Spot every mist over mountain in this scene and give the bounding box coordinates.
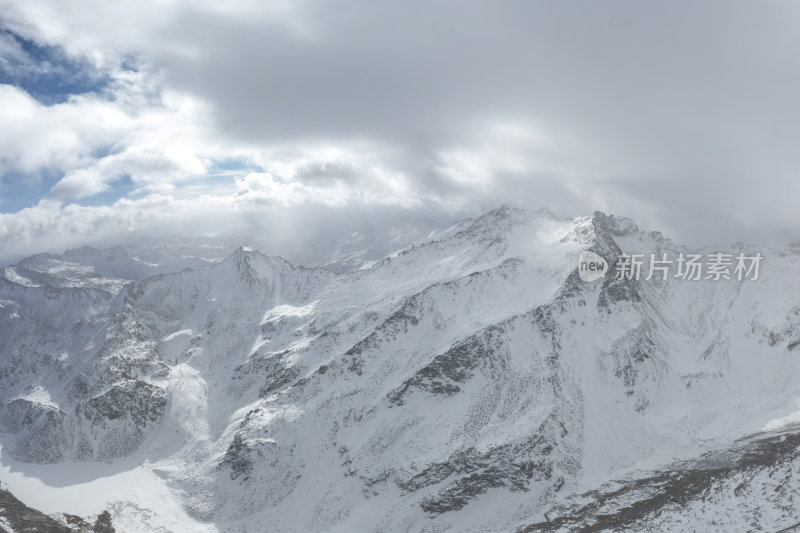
[1,206,799,532]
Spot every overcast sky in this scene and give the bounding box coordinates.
[0,1,798,261]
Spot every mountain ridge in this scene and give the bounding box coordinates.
[1,207,798,532]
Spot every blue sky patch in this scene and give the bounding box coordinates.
[70,175,137,208]
[0,168,62,213]
[0,28,110,105]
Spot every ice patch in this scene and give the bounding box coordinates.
[763,400,800,431]
[161,329,194,342]
[3,268,40,288]
[0,443,216,532]
[0,516,15,533]
[18,387,58,409]
[260,301,317,325]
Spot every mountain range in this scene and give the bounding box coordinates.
[1,206,799,532]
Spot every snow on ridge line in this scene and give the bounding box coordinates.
[161,329,194,342]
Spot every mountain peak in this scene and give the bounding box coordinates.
[219,246,293,287]
[590,210,640,237]
[63,245,103,258]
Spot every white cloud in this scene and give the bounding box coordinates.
[0,85,131,176]
[0,68,236,204]
[1,0,800,261]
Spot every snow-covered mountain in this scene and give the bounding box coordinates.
[1,206,799,532]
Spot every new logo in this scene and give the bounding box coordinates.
[578,250,608,282]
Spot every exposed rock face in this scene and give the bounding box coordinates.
[518,425,800,533]
[401,414,570,514]
[0,488,115,532]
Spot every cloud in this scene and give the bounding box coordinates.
[1,0,800,259]
[0,180,448,264]
[0,71,231,204]
[0,85,130,177]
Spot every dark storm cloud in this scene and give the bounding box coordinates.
[152,1,799,146]
[292,161,361,186]
[138,0,800,244]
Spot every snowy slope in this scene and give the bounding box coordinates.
[1,206,799,532]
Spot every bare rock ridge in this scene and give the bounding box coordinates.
[0,488,115,532]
